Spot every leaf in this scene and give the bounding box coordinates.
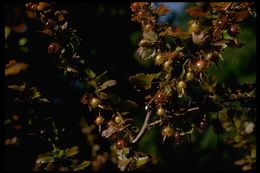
[53,149,64,159]
[100,80,117,90]
[30,87,41,100]
[135,156,148,168]
[11,23,27,33]
[5,62,29,76]
[129,73,159,90]
[117,147,132,171]
[95,71,108,82]
[185,7,209,17]
[60,22,68,30]
[5,26,11,40]
[73,161,91,171]
[96,91,109,100]
[192,31,207,45]
[85,68,96,79]
[156,3,171,16]
[8,84,25,92]
[36,156,54,164]
[120,100,138,111]
[37,2,51,11]
[65,146,79,158]
[38,29,54,36]
[143,31,158,42]
[136,47,156,60]
[234,10,250,22]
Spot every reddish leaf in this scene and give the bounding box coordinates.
[185,7,208,17]
[156,4,171,16]
[234,10,250,22]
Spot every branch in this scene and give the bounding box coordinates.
[132,110,152,144]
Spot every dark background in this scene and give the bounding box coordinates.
[4,2,256,171]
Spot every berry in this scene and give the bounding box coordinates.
[155,54,165,65]
[95,116,104,125]
[157,107,165,117]
[90,98,100,108]
[115,116,122,124]
[163,60,172,70]
[162,126,173,138]
[228,25,239,37]
[116,139,125,149]
[25,2,37,11]
[195,60,206,71]
[177,81,186,90]
[138,10,145,17]
[186,72,194,81]
[48,42,61,55]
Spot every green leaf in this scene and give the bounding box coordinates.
[95,71,108,82]
[30,87,41,100]
[73,161,91,171]
[129,73,159,90]
[52,148,64,159]
[120,100,138,111]
[85,68,96,79]
[5,26,11,40]
[135,156,148,168]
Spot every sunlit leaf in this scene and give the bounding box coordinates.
[73,161,91,171]
[156,3,171,16]
[30,87,41,100]
[85,68,96,79]
[136,47,156,60]
[135,156,148,168]
[129,73,160,90]
[143,31,158,42]
[65,146,79,158]
[37,2,51,11]
[5,26,11,40]
[5,62,29,77]
[36,156,54,164]
[185,7,209,17]
[100,80,117,90]
[8,84,26,92]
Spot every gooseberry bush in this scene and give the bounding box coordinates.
[5,2,256,171]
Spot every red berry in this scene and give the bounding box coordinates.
[25,2,37,11]
[45,19,54,28]
[138,10,145,16]
[116,139,125,149]
[195,60,206,71]
[48,42,61,55]
[228,25,239,37]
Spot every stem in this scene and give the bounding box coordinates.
[132,110,152,144]
[149,119,161,127]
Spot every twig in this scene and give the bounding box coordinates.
[149,120,161,127]
[132,110,152,144]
